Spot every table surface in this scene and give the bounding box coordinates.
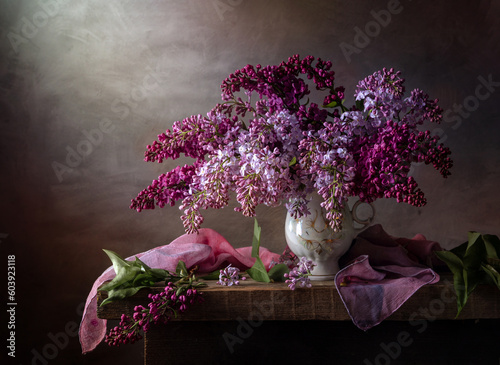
[97,273,500,322]
[97,274,500,365]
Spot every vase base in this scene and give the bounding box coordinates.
[309,274,336,281]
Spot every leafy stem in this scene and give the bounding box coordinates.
[435,232,500,317]
[99,250,205,306]
[246,218,290,283]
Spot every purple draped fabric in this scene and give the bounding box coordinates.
[335,224,444,330]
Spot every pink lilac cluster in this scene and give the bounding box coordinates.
[217,264,246,286]
[105,282,202,346]
[130,55,452,233]
[284,257,316,290]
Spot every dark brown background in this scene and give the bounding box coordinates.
[1,0,499,363]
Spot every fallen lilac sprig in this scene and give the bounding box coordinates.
[100,252,206,347]
[217,264,246,286]
[105,282,203,347]
[284,257,317,290]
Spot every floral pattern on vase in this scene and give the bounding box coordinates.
[285,195,371,280]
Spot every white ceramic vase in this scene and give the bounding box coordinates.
[284,195,371,280]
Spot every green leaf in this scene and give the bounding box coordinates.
[435,250,464,276]
[435,250,468,316]
[464,232,482,257]
[192,281,208,289]
[100,286,148,306]
[134,256,151,269]
[147,268,172,281]
[251,218,262,259]
[450,240,467,257]
[176,260,188,277]
[99,249,180,306]
[483,234,500,259]
[435,232,500,317]
[466,231,482,253]
[99,263,141,292]
[289,156,297,167]
[462,233,485,271]
[267,263,289,282]
[132,273,157,287]
[355,99,364,111]
[247,257,270,283]
[463,268,482,297]
[324,100,339,108]
[482,263,500,290]
[103,249,133,275]
[176,286,185,296]
[454,270,468,317]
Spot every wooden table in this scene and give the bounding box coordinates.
[97,274,500,365]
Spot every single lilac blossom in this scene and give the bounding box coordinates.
[284,257,317,290]
[217,264,246,286]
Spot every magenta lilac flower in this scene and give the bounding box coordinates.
[131,56,452,233]
[105,282,203,347]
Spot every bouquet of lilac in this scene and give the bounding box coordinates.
[131,55,452,233]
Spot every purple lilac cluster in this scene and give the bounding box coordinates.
[217,264,246,286]
[130,55,452,233]
[284,257,316,290]
[269,246,298,269]
[105,282,202,346]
